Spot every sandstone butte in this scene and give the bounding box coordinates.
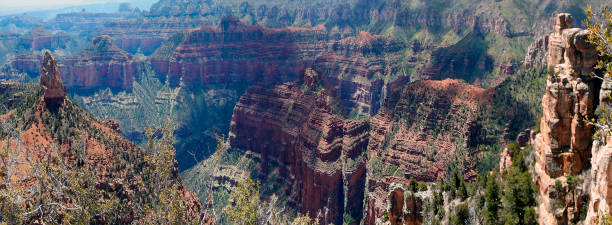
[0,51,205,223]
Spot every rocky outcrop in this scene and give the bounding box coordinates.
[385,183,425,225]
[524,35,549,69]
[368,79,487,182]
[533,13,599,225]
[40,51,66,106]
[585,137,612,224]
[229,72,368,224]
[0,80,203,223]
[59,35,143,91]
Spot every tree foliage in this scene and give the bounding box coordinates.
[501,146,537,225]
[222,177,319,225]
[485,173,501,225]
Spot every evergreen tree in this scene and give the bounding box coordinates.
[501,146,537,225]
[485,173,501,225]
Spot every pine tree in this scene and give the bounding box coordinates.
[485,173,501,225]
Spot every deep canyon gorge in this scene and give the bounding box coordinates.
[1,0,612,224]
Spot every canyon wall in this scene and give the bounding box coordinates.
[155,16,405,116]
[227,71,493,224]
[59,35,143,91]
[229,71,368,224]
[18,25,71,51]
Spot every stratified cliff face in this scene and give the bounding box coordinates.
[370,79,487,181]
[19,25,70,50]
[364,79,489,224]
[533,13,599,225]
[159,16,330,87]
[227,72,494,224]
[1,54,41,78]
[59,35,143,91]
[154,17,404,116]
[316,31,406,116]
[229,72,368,225]
[18,25,71,51]
[49,11,138,34]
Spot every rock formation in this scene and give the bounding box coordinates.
[533,13,599,225]
[40,51,66,106]
[524,35,550,69]
[229,71,368,224]
[18,25,70,51]
[155,17,404,116]
[384,183,425,225]
[0,80,203,223]
[59,35,143,91]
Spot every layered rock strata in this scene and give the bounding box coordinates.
[365,79,488,224]
[18,25,71,51]
[59,35,143,91]
[155,17,404,116]
[229,74,368,225]
[368,79,486,182]
[533,13,599,225]
[2,54,41,78]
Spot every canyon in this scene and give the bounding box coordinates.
[1,1,612,224]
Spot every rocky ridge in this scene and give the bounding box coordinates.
[0,51,203,223]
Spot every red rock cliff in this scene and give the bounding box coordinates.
[59,35,143,91]
[229,71,368,225]
[156,17,404,116]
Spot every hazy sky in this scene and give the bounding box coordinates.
[0,0,116,7]
[0,0,157,16]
